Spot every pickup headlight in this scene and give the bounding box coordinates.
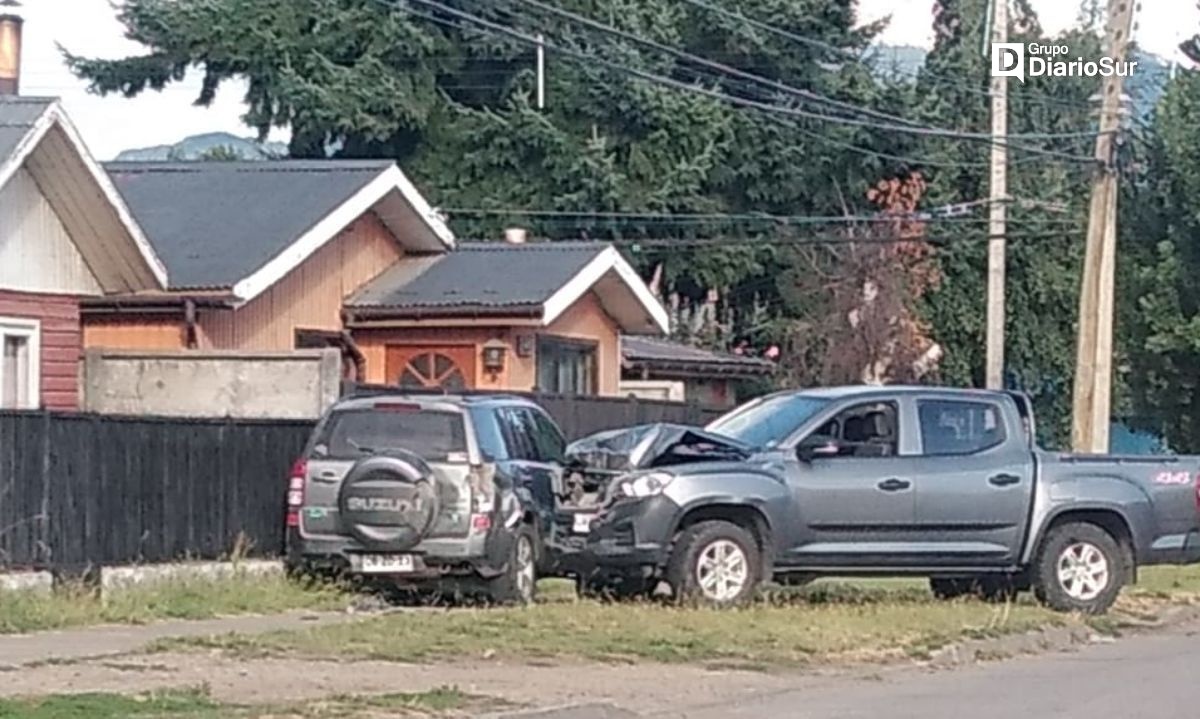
[621,471,676,499]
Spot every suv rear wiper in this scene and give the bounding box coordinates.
[346,438,377,455]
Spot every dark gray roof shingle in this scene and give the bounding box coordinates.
[103,160,395,289]
[622,336,774,375]
[0,97,55,166]
[348,241,610,313]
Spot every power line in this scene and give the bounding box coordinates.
[383,1,1084,169]
[442,204,1076,225]
[484,0,1099,150]
[608,230,1083,248]
[675,0,1095,115]
[391,0,1097,163]
[505,0,926,129]
[505,0,1102,145]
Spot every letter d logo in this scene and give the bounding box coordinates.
[991,43,1025,83]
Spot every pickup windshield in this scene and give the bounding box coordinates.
[313,408,467,461]
[706,394,830,448]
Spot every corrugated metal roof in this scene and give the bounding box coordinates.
[622,336,774,373]
[103,160,395,289]
[0,97,54,166]
[348,241,610,311]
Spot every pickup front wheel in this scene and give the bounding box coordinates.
[1032,522,1126,614]
[667,520,761,607]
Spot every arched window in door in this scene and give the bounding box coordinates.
[397,351,468,390]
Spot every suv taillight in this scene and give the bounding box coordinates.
[286,459,307,528]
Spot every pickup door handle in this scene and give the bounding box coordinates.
[988,473,1021,487]
[877,478,911,492]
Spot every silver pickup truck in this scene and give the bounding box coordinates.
[570,386,1200,613]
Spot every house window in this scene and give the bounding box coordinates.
[0,318,40,410]
[536,336,597,395]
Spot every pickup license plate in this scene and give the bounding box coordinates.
[354,554,415,574]
[573,513,597,534]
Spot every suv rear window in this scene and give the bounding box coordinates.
[313,408,467,461]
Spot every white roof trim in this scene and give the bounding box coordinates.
[231,164,455,304]
[0,101,169,289]
[542,246,670,334]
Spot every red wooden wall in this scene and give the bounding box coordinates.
[0,289,81,410]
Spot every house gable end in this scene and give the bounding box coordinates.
[0,167,103,295]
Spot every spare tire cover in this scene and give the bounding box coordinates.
[338,451,439,551]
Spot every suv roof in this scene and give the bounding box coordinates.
[333,387,539,413]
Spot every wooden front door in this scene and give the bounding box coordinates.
[385,345,475,390]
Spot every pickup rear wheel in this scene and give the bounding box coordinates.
[667,520,761,607]
[1032,522,1126,614]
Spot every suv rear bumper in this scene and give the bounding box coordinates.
[285,526,517,581]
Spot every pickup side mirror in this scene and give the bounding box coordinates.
[796,436,842,462]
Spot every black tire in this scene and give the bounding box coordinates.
[775,573,817,588]
[487,526,538,605]
[930,575,1021,602]
[929,577,975,600]
[666,520,761,607]
[1032,522,1126,614]
[577,575,655,602]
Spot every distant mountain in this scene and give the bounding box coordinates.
[115,132,287,161]
[864,44,927,80]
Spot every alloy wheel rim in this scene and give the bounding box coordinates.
[695,539,749,602]
[1057,541,1109,601]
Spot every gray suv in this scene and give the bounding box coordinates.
[284,391,566,603]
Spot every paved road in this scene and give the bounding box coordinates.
[653,622,1200,719]
[500,621,1200,719]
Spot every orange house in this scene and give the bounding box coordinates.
[82,160,669,395]
[82,160,453,366]
[345,241,669,393]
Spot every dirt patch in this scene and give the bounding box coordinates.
[0,652,807,713]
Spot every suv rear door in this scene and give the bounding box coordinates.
[300,402,475,541]
[909,396,1036,566]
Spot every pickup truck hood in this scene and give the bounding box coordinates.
[565,423,752,472]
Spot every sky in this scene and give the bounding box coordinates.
[13,0,1199,160]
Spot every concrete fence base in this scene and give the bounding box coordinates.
[0,560,284,598]
[0,571,53,594]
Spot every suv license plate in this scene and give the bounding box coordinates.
[355,554,415,574]
[573,513,597,534]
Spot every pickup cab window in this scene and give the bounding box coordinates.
[918,400,1006,455]
[812,401,899,458]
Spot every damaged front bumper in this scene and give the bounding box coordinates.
[553,495,680,580]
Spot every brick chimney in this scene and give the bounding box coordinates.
[0,1,22,96]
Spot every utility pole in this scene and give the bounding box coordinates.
[536,33,546,109]
[1071,0,1136,453]
[984,0,1008,390]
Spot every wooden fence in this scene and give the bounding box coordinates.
[0,392,723,571]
